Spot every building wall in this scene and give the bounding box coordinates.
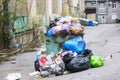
[8,0,46,48]
[46,0,52,23]
[86,1,96,8]
[62,0,69,16]
[87,13,96,21]
[5,0,62,49]
[68,0,85,17]
[70,0,78,16]
[98,8,106,14]
[85,1,97,20]
[27,0,38,28]
[8,0,37,49]
[97,1,106,23]
[9,0,28,16]
[78,0,85,17]
[85,0,120,23]
[52,0,62,18]
[107,1,120,23]
[59,0,63,16]
[13,31,34,48]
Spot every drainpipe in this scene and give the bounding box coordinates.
[106,0,108,23]
[96,0,98,21]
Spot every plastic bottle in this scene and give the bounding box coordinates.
[36,51,41,61]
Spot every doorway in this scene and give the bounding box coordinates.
[98,15,106,23]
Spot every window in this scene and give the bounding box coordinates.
[112,2,117,9]
[99,3,105,9]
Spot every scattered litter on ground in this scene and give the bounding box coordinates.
[5,73,21,80]
[11,60,16,64]
[29,71,40,77]
[79,18,98,26]
[104,55,112,61]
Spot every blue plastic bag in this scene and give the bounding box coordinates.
[87,21,95,26]
[47,28,53,37]
[63,36,86,55]
[36,53,41,61]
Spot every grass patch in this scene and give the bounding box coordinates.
[0,55,8,61]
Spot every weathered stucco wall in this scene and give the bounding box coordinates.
[87,13,96,21]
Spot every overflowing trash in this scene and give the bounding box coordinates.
[66,55,90,73]
[34,51,65,77]
[5,73,21,80]
[33,16,104,78]
[47,16,84,37]
[63,36,86,55]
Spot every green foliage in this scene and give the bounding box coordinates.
[16,0,25,3]
[0,55,8,61]
[32,23,38,28]
[3,0,10,3]
[10,12,20,21]
[78,13,81,18]
[1,0,15,48]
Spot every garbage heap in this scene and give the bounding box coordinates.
[47,16,84,38]
[34,16,104,78]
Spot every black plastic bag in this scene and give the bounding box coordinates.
[54,17,61,22]
[57,30,69,37]
[82,49,93,58]
[49,20,57,28]
[54,63,65,76]
[34,60,40,72]
[62,52,74,64]
[66,55,90,73]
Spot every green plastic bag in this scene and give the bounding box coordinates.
[90,56,104,68]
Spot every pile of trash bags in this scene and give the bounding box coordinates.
[47,16,84,37]
[34,49,104,78]
[34,16,104,78]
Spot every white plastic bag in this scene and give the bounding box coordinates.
[5,73,21,80]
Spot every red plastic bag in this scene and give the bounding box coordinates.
[39,56,48,66]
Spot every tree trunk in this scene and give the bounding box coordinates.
[3,0,10,49]
[0,4,4,50]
